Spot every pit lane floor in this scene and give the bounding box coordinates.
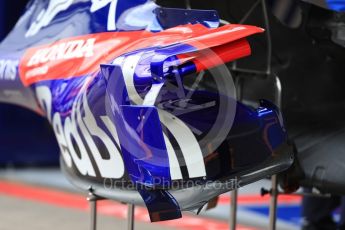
[0,195,174,230]
[0,167,301,230]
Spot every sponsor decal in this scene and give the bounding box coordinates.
[35,82,208,180]
[36,85,125,179]
[19,30,180,85]
[19,32,139,86]
[27,38,96,67]
[34,74,211,180]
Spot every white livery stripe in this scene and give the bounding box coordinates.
[101,116,121,146]
[163,133,183,180]
[158,110,206,178]
[122,55,147,104]
[121,55,186,180]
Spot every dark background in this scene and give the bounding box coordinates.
[0,0,59,166]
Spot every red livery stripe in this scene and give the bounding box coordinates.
[19,24,263,86]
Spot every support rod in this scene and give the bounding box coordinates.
[230,189,238,230]
[269,175,278,230]
[88,193,98,230]
[127,204,135,230]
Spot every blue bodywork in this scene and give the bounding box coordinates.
[0,0,293,221]
[328,0,345,11]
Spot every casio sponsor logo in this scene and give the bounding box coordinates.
[0,59,18,81]
[27,38,96,67]
[36,85,125,179]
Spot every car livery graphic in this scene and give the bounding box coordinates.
[0,0,294,222]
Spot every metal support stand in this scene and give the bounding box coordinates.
[87,188,106,230]
[230,189,238,230]
[87,191,136,230]
[263,75,281,230]
[89,197,97,230]
[87,188,135,230]
[268,75,282,230]
[269,175,278,230]
[127,204,135,230]
[231,0,282,228]
[87,190,102,230]
[230,70,242,230]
